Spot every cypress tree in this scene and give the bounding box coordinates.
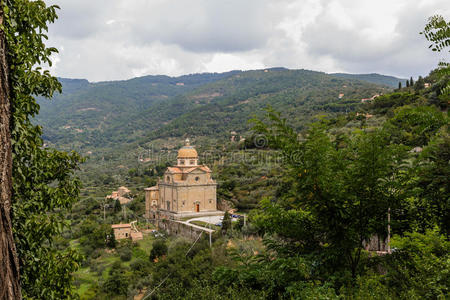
[410,76,414,86]
[398,82,402,89]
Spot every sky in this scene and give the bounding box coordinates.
[44,0,449,82]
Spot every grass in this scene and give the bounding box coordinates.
[77,283,91,297]
[137,235,155,253]
[74,234,156,297]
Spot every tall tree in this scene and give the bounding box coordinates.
[251,109,408,280]
[0,6,21,299]
[222,211,232,235]
[1,0,83,298]
[421,15,450,95]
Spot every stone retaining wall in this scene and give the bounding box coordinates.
[151,219,213,241]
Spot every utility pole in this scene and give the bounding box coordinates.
[103,197,106,221]
[387,207,391,254]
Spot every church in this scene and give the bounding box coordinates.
[145,139,221,220]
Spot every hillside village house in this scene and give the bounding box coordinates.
[106,186,132,205]
[111,223,131,240]
[111,223,143,241]
[145,139,222,220]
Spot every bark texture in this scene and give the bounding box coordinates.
[0,9,22,300]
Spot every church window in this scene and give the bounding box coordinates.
[180,160,185,165]
[209,199,212,203]
[195,176,200,181]
[182,201,185,206]
[166,176,170,182]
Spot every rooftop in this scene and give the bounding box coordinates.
[111,223,131,229]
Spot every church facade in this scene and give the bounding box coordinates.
[145,139,220,220]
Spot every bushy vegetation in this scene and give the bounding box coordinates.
[4,2,448,298]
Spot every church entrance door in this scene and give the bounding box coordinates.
[195,204,200,212]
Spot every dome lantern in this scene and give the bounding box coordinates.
[177,138,198,166]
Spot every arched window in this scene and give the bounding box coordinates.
[195,176,200,181]
[166,176,170,182]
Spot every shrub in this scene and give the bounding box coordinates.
[150,239,168,261]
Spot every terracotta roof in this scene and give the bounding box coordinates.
[118,186,130,192]
[111,224,131,229]
[199,165,211,172]
[167,167,182,173]
[118,196,131,205]
[179,166,211,174]
[166,165,212,175]
[144,186,159,191]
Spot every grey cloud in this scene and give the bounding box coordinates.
[43,0,449,81]
[301,0,449,77]
[49,0,112,39]
[117,0,279,53]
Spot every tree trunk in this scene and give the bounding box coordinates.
[0,8,22,300]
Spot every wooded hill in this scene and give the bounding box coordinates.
[37,68,402,152]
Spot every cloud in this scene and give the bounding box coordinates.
[44,0,449,81]
[301,0,450,76]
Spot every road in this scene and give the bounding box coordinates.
[186,215,223,225]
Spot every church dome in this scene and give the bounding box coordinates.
[177,139,198,158]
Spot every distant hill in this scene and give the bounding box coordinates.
[330,73,407,88]
[37,71,239,148]
[36,68,395,167]
[135,69,389,143]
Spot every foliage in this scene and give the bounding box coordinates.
[408,133,450,236]
[380,229,450,298]
[221,211,231,234]
[421,15,450,95]
[421,15,450,52]
[114,199,121,213]
[79,219,111,255]
[149,239,168,261]
[385,105,447,146]
[106,228,116,248]
[101,261,128,296]
[251,110,409,279]
[2,0,83,298]
[116,240,133,262]
[367,92,421,114]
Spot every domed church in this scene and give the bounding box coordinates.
[145,139,220,220]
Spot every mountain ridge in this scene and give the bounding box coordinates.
[36,68,400,155]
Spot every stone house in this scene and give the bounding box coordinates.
[111,223,131,240]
